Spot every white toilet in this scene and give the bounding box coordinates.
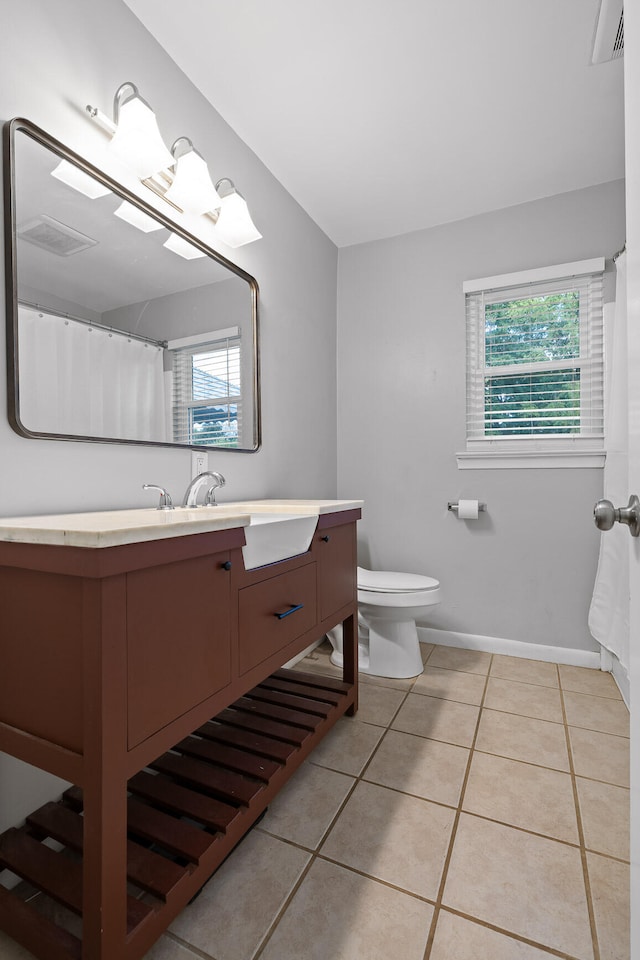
[327,566,441,679]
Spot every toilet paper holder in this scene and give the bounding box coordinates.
[447,501,487,513]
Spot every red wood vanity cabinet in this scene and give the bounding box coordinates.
[0,507,360,960]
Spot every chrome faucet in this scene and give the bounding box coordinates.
[182,471,226,507]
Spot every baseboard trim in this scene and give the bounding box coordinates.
[417,626,601,669]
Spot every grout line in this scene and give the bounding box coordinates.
[421,653,494,960]
[558,663,601,960]
[436,905,588,960]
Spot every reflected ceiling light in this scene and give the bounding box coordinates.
[50,159,111,199]
[114,200,163,233]
[165,137,222,216]
[163,232,207,260]
[213,178,262,248]
[106,82,173,179]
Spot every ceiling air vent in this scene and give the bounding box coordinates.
[17,215,98,256]
[592,0,624,64]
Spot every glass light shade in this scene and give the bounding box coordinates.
[214,191,262,248]
[108,96,173,179]
[164,149,222,215]
[114,200,163,233]
[50,160,111,198]
[163,232,207,260]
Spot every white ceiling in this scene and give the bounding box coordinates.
[123,0,624,247]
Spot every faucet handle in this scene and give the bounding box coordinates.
[204,472,226,507]
[142,484,174,510]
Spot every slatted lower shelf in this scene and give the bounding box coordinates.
[0,668,354,960]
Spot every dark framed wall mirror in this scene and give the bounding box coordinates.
[3,118,261,451]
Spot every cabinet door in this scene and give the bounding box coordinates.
[127,554,231,748]
[317,521,356,623]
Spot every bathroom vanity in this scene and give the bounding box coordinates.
[0,500,361,960]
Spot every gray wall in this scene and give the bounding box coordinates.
[337,180,625,652]
[0,0,337,832]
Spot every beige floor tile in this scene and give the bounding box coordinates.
[392,693,480,747]
[577,778,630,861]
[259,761,354,849]
[169,830,310,960]
[475,709,569,771]
[490,655,559,688]
[421,641,435,662]
[321,780,455,899]
[260,858,433,960]
[364,729,469,807]
[413,665,486,705]
[587,852,630,960]
[355,683,407,726]
[444,814,593,959]
[484,676,563,722]
[559,664,622,699]
[427,645,492,675]
[569,727,630,787]
[293,649,343,679]
[564,691,630,738]
[143,938,202,959]
[308,716,385,775]
[430,910,560,959]
[463,752,578,843]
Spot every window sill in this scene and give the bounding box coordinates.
[456,449,605,470]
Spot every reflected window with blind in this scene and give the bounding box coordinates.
[168,326,241,448]
[463,260,604,457]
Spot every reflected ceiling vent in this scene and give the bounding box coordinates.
[592,0,624,63]
[17,215,98,256]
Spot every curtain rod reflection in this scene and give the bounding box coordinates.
[19,300,168,349]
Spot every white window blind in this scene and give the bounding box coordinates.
[170,332,241,447]
[465,269,604,453]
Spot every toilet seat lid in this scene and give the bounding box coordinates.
[357,567,439,594]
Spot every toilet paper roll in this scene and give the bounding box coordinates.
[457,499,479,520]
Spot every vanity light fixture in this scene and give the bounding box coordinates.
[86,82,262,245]
[163,232,207,260]
[114,200,164,233]
[213,178,263,248]
[104,82,174,179]
[165,138,222,216]
[50,159,112,199]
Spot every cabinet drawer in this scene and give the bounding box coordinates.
[238,563,317,675]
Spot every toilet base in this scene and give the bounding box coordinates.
[327,619,424,680]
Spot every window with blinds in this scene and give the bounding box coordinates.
[465,266,604,453]
[170,333,241,447]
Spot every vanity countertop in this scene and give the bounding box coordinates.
[0,499,363,549]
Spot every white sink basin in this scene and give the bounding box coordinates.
[239,513,318,570]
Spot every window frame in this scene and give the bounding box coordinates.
[167,326,242,448]
[458,258,606,470]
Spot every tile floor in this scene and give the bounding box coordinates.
[0,642,630,960]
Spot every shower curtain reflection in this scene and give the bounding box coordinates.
[18,305,166,442]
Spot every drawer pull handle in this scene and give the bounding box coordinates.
[275,603,304,620]
[320,535,330,542]
[221,561,232,571]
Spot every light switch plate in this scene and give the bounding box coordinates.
[191,451,208,477]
